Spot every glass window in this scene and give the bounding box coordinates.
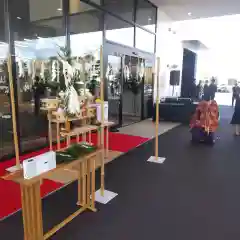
[106,15,134,47]
[10,0,65,152]
[70,1,103,98]
[70,3,102,34]
[135,27,155,53]
[136,0,157,32]
[103,0,134,22]
[70,0,101,14]
[28,0,63,21]
[0,2,14,159]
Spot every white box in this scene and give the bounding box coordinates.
[23,151,56,179]
[90,102,108,122]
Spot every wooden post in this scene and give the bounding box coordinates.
[7,55,20,168]
[48,111,53,150]
[20,181,43,240]
[155,57,160,160]
[100,45,105,196]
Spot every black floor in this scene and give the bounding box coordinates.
[2,109,240,240]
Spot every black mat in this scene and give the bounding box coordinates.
[2,115,240,240]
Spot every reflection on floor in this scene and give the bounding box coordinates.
[118,119,180,138]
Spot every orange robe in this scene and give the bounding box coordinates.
[190,100,219,132]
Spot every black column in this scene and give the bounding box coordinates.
[181,49,197,98]
[4,0,22,154]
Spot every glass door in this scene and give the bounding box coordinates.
[143,59,154,118]
[106,55,123,126]
[122,55,143,126]
[104,41,155,127]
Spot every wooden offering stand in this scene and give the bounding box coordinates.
[2,149,101,240]
[40,98,61,150]
[48,106,97,150]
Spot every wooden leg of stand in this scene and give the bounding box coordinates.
[78,162,81,205]
[87,159,91,206]
[81,161,86,206]
[83,133,86,142]
[21,181,43,240]
[105,127,109,159]
[66,136,70,147]
[97,128,100,147]
[57,122,60,150]
[48,117,52,151]
[91,157,96,209]
[77,161,87,207]
[77,134,80,143]
[89,131,92,144]
[100,149,105,196]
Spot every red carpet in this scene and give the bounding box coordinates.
[0,132,149,220]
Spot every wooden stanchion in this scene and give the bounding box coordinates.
[7,54,20,169]
[155,57,160,160]
[100,45,105,196]
[147,57,166,164]
[94,45,118,204]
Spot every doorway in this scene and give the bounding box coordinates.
[104,41,154,127]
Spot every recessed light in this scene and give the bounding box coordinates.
[148,17,152,21]
[188,12,192,16]
[57,8,62,11]
[17,16,22,20]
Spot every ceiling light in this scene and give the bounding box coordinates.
[24,38,32,41]
[17,16,22,20]
[148,17,152,21]
[188,12,192,16]
[57,8,62,11]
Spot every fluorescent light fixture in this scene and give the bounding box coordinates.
[17,16,22,19]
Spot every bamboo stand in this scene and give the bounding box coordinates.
[94,45,118,204]
[100,77,105,196]
[6,54,21,172]
[147,57,166,164]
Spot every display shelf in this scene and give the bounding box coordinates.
[60,125,98,138]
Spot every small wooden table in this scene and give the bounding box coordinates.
[99,121,115,159]
[2,150,102,240]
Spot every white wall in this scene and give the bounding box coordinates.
[154,10,183,101]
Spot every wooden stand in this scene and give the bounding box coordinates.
[40,98,61,150]
[47,108,96,151]
[7,55,20,169]
[96,45,117,201]
[155,57,160,160]
[3,150,100,240]
[147,57,166,164]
